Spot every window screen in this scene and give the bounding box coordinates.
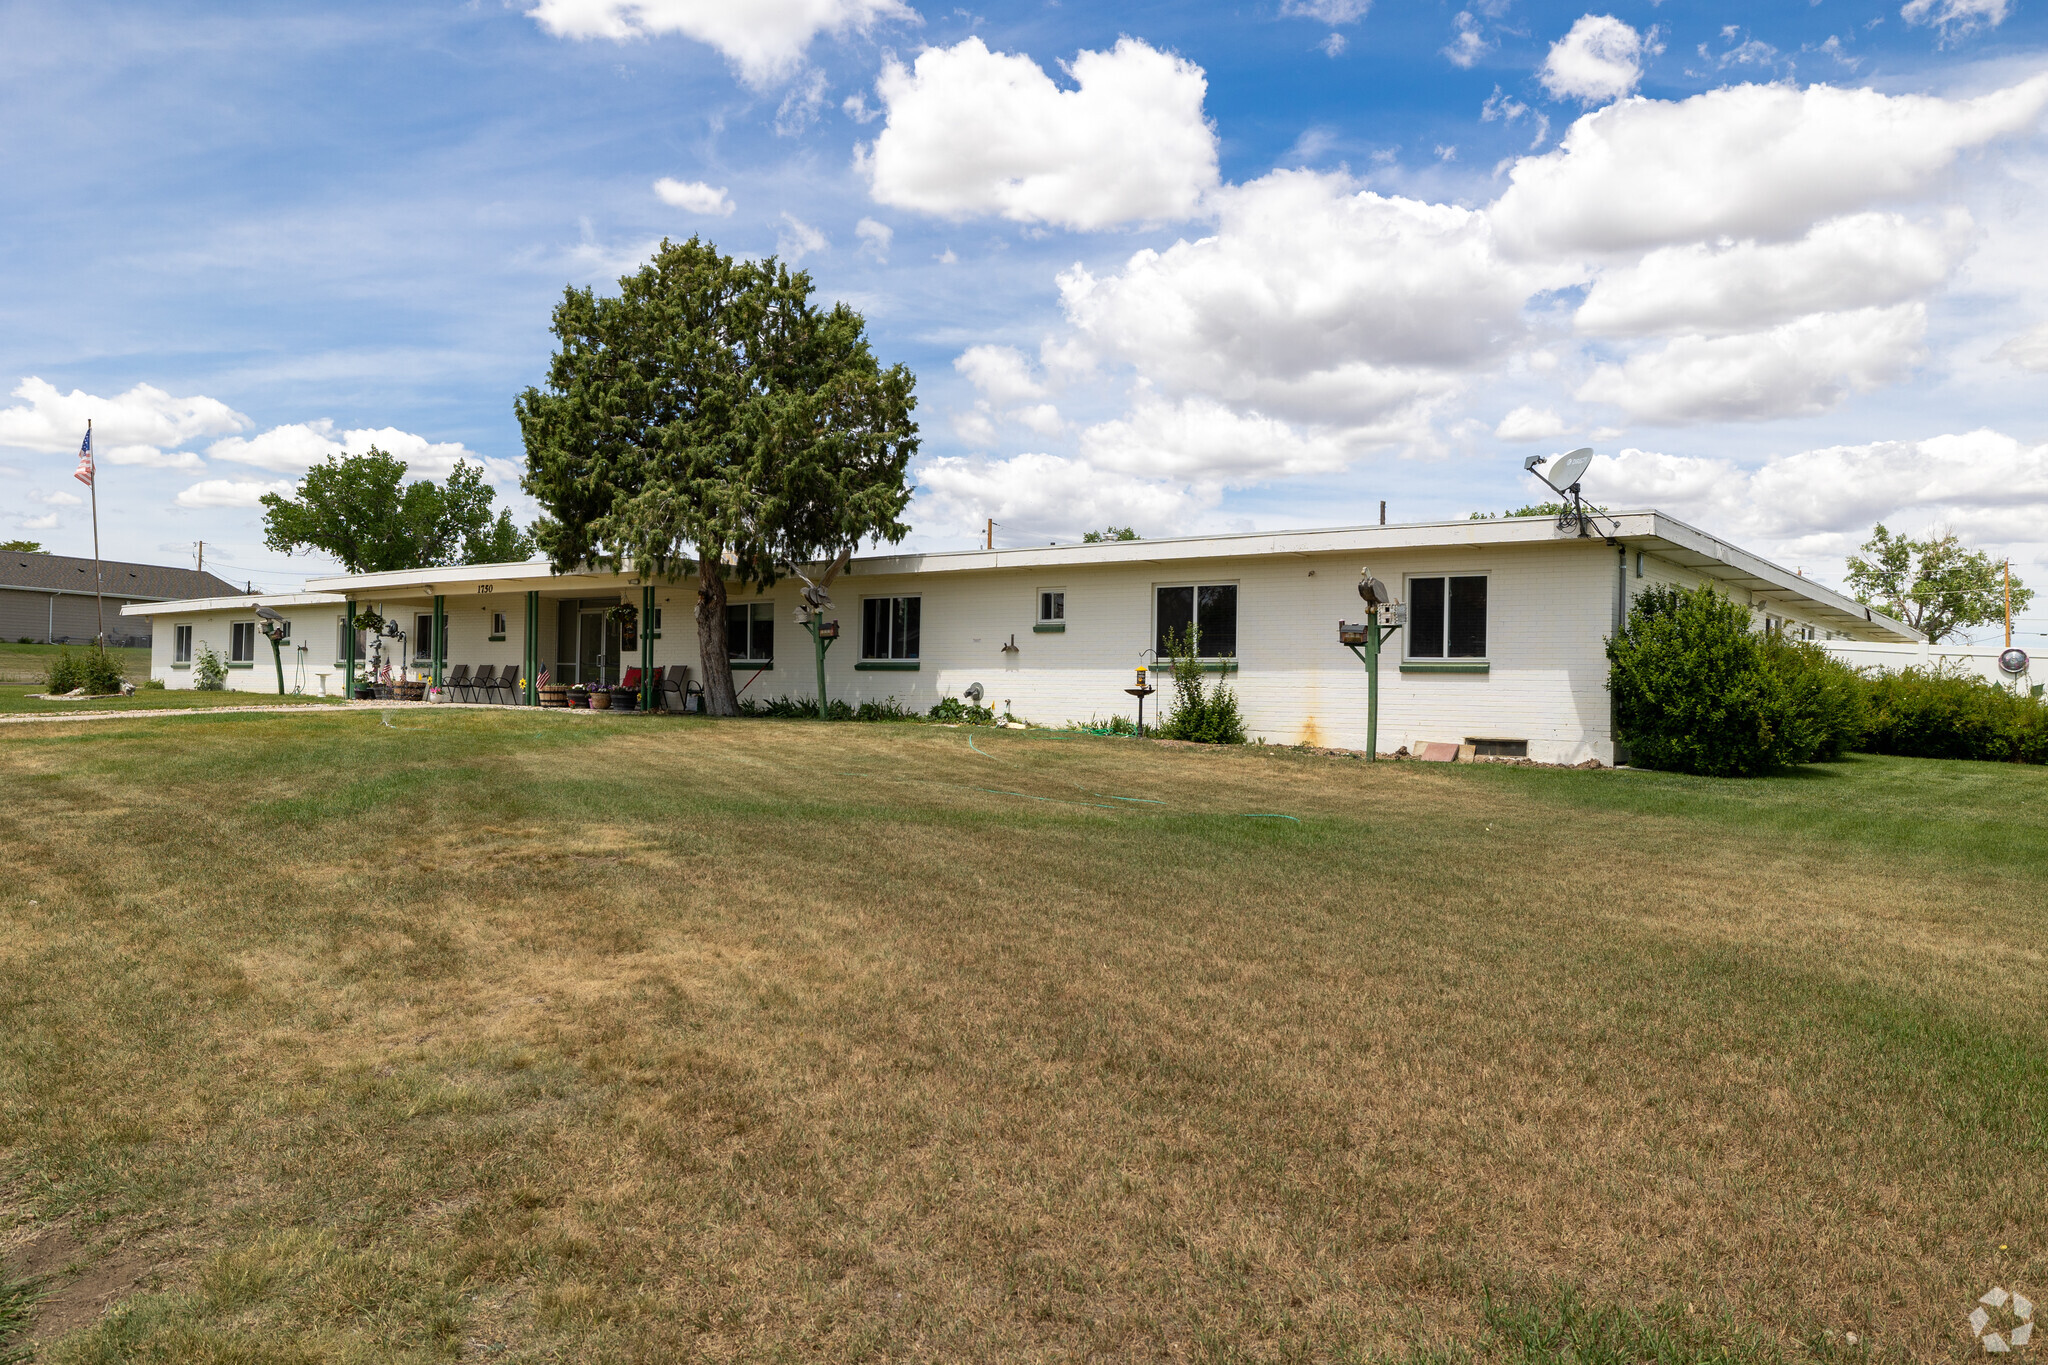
[174,624,192,663]
[230,621,255,662]
[726,602,775,662]
[1155,584,1237,658]
[861,596,921,660]
[1407,576,1487,659]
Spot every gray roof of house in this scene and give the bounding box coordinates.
[0,551,240,601]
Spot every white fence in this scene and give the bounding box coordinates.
[1821,640,2041,693]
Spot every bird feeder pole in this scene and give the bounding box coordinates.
[1340,569,1402,760]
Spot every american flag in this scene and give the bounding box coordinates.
[537,668,550,689]
[73,426,94,487]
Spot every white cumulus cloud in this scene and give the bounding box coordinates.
[858,36,1219,230]
[0,378,248,470]
[855,216,892,260]
[175,478,298,510]
[953,345,1045,404]
[653,178,734,215]
[1994,323,2048,372]
[914,452,1215,542]
[207,420,481,478]
[1058,169,1549,429]
[1495,406,1568,441]
[1540,15,1646,105]
[1494,72,2048,257]
[1575,303,1926,424]
[1079,395,1351,482]
[1575,210,1971,337]
[526,0,916,88]
[777,212,827,262]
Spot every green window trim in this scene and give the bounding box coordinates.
[1399,662,1490,674]
[1161,659,1238,673]
[855,660,920,671]
[226,661,256,670]
[730,658,773,669]
[170,662,191,670]
[487,634,506,642]
[1032,623,1066,633]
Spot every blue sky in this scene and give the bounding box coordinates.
[3,0,2045,636]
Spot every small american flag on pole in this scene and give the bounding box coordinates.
[537,668,550,689]
[73,425,94,486]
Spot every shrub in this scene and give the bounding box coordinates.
[1760,637,1867,763]
[855,696,917,722]
[193,644,228,691]
[43,647,126,696]
[928,695,994,724]
[1863,667,2048,763]
[1607,584,1806,777]
[1157,626,1246,744]
[140,677,166,690]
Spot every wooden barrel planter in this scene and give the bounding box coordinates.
[392,681,426,702]
[569,690,591,709]
[609,688,638,712]
[539,686,570,708]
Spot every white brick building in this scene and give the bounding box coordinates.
[122,511,1918,765]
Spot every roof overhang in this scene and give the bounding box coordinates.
[120,591,345,618]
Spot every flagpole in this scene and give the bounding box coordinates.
[88,418,105,649]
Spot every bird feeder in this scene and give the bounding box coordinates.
[1124,663,1157,737]
[817,619,839,640]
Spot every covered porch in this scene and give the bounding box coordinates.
[319,563,709,711]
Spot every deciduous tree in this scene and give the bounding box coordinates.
[517,237,918,715]
[261,450,532,574]
[1844,524,2032,643]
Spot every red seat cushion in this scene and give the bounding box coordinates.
[619,668,642,689]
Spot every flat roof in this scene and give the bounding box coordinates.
[126,513,1920,642]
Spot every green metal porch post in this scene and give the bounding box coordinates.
[431,594,445,688]
[525,591,539,705]
[641,585,655,711]
[345,598,357,700]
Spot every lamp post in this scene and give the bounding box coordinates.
[1340,568,1403,760]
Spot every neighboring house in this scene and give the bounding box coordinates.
[121,512,1919,764]
[0,551,239,647]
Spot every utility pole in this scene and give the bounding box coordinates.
[985,518,996,550]
[196,541,204,573]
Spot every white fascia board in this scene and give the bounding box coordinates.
[302,559,559,594]
[120,591,346,618]
[1639,513,1921,642]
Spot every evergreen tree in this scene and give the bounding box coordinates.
[517,237,918,715]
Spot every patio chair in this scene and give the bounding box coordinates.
[443,663,471,701]
[463,663,495,703]
[489,664,520,705]
[657,664,691,712]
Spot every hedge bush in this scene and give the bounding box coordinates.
[1607,585,1864,776]
[42,647,126,696]
[1863,667,2048,763]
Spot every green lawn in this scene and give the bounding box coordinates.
[0,716,2042,1362]
[0,684,345,716]
[0,643,151,686]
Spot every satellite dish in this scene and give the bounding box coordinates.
[1546,447,1594,490]
[2000,647,2030,675]
[964,681,985,703]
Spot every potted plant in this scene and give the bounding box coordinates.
[540,679,569,707]
[609,684,638,712]
[589,684,612,710]
[568,684,591,709]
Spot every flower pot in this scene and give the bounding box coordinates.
[539,686,569,709]
[570,691,590,708]
[609,688,638,712]
[393,682,426,702]
[353,686,376,700]
[589,690,612,710]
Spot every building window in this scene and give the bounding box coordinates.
[230,621,256,663]
[491,610,507,637]
[650,606,662,639]
[1154,584,1237,658]
[861,596,921,660]
[1038,590,1065,624]
[174,624,192,663]
[1407,575,1487,659]
[336,616,361,663]
[414,614,435,661]
[726,601,775,664]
